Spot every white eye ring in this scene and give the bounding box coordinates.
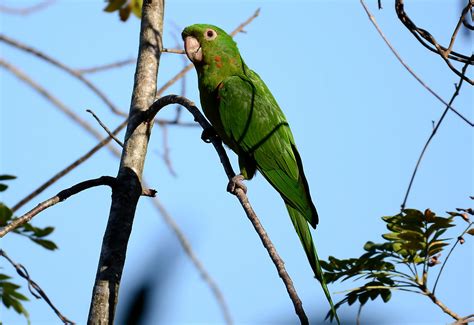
[204,29,217,40]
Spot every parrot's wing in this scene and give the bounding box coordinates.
[217,72,318,227]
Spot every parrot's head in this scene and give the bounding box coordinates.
[182,24,242,72]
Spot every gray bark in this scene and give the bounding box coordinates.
[87,1,164,323]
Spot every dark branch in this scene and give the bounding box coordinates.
[401,63,469,210]
[144,94,309,325]
[0,249,74,324]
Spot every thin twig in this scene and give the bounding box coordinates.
[145,94,309,325]
[1,176,117,237]
[76,58,136,74]
[394,0,473,85]
[356,303,363,325]
[418,284,461,320]
[0,0,55,15]
[86,109,124,147]
[10,120,128,213]
[401,63,469,210]
[0,34,127,116]
[432,221,474,294]
[0,249,74,324]
[162,48,185,54]
[0,59,115,146]
[360,0,473,127]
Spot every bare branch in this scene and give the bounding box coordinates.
[162,48,185,54]
[394,0,473,85]
[10,120,128,213]
[88,1,165,322]
[401,63,469,211]
[76,58,136,74]
[432,220,474,294]
[0,0,55,15]
[157,123,177,177]
[229,8,261,37]
[1,176,116,237]
[360,0,473,127]
[418,284,461,321]
[0,249,74,324]
[145,94,309,325]
[0,34,127,116]
[86,109,124,148]
[0,59,117,144]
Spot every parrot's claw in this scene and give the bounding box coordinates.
[227,174,247,194]
[201,127,218,143]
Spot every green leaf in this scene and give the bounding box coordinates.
[0,273,12,281]
[119,5,132,21]
[0,184,8,192]
[347,293,358,306]
[0,175,16,181]
[32,226,55,238]
[131,0,142,17]
[0,203,13,226]
[9,290,29,301]
[381,289,391,302]
[466,228,474,236]
[358,291,370,305]
[29,238,58,250]
[103,0,127,12]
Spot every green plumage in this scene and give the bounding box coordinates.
[183,24,338,320]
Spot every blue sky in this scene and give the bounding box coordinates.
[1,1,472,324]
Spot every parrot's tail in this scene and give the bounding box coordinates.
[286,204,340,324]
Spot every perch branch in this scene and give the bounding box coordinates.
[0,249,74,324]
[401,63,468,210]
[144,94,309,325]
[360,0,473,127]
[418,285,461,321]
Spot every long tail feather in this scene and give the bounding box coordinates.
[287,204,340,324]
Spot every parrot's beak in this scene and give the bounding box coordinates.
[184,36,202,63]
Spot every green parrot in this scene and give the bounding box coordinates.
[182,24,337,318]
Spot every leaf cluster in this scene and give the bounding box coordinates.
[320,208,472,321]
[103,0,143,21]
[1,175,57,321]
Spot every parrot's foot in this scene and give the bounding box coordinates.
[201,127,218,143]
[227,174,247,194]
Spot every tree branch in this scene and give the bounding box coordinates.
[144,94,309,325]
[401,63,469,210]
[0,248,74,324]
[0,0,55,15]
[76,58,136,74]
[0,34,127,116]
[87,0,164,322]
[1,176,120,237]
[10,120,128,213]
[359,0,473,127]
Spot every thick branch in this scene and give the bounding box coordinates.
[145,94,309,325]
[0,176,117,237]
[87,1,164,323]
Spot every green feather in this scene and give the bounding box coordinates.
[183,24,339,323]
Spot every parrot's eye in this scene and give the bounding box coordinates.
[204,29,217,41]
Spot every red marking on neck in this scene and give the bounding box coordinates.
[214,55,222,62]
